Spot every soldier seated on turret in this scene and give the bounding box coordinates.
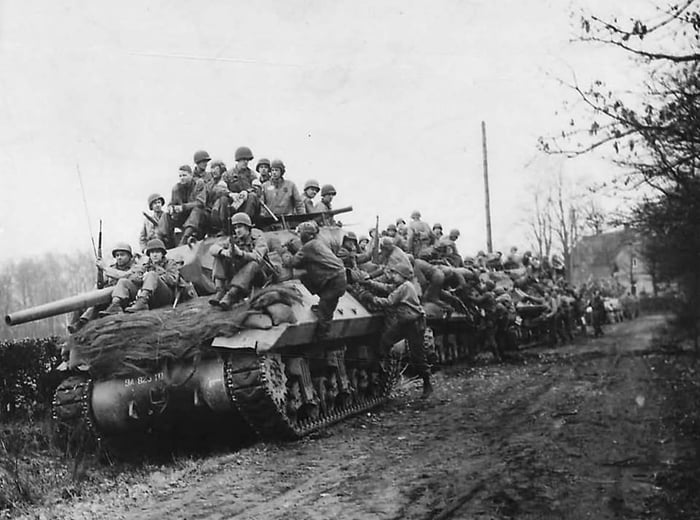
[208,212,269,310]
[68,242,136,332]
[140,193,166,252]
[100,239,180,315]
[158,165,207,247]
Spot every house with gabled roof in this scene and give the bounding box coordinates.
[570,228,654,295]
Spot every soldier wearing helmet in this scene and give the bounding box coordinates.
[256,158,271,183]
[261,159,305,218]
[407,210,434,257]
[208,212,270,309]
[139,193,166,252]
[101,239,180,315]
[282,220,346,340]
[205,160,235,236]
[302,179,320,214]
[364,236,413,282]
[193,150,212,182]
[223,146,257,192]
[337,230,372,279]
[313,184,340,226]
[384,223,407,252]
[361,261,433,398]
[432,223,443,240]
[68,241,137,332]
[158,165,208,247]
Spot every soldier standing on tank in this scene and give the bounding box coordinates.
[256,158,271,184]
[261,159,305,217]
[223,146,257,191]
[314,184,340,226]
[101,239,180,315]
[208,212,270,310]
[363,264,433,398]
[407,210,433,257]
[302,179,320,214]
[192,150,212,183]
[385,223,408,251]
[140,193,165,252]
[68,242,137,332]
[282,220,346,340]
[158,165,207,247]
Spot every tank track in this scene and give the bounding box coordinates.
[52,375,99,453]
[224,350,400,440]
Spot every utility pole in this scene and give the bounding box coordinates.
[481,121,493,253]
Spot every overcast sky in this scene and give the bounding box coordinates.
[0,0,640,261]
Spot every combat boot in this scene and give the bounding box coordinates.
[208,280,227,307]
[99,299,125,317]
[421,373,434,399]
[178,227,196,246]
[125,290,152,313]
[218,287,243,311]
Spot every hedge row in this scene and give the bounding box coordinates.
[0,337,63,419]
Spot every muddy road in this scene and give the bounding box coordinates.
[24,315,700,519]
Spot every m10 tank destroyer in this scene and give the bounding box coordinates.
[3,210,477,451]
[5,208,549,451]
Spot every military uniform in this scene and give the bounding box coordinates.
[108,255,180,311]
[407,217,434,257]
[368,272,432,397]
[223,165,257,192]
[209,228,268,297]
[283,229,346,339]
[158,177,207,247]
[262,178,305,216]
[139,211,162,251]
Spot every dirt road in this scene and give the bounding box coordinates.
[23,314,700,519]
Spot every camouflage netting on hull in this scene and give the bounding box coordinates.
[69,285,303,379]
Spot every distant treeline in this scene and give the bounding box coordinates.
[0,251,95,340]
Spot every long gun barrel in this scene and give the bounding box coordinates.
[5,287,114,326]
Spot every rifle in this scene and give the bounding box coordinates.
[371,215,379,263]
[96,220,105,289]
[142,211,159,227]
[259,199,280,222]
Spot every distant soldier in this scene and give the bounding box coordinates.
[363,263,433,398]
[314,184,340,226]
[139,193,165,252]
[208,212,269,310]
[261,159,305,217]
[337,231,372,282]
[591,291,606,337]
[192,150,212,183]
[432,223,443,241]
[256,158,272,184]
[282,220,346,340]
[158,165,207,247]
[101,239,180,315]
[407,210,433,257]
[385,223,407,251]
[302,179,321,214]
[68,242,136,332]
[223,146,257,191]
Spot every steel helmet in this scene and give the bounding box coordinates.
[193,150,211,163]
[210,159,227,172]
[297,220,319,235]
[432,222,443,230]
[304,179,320,191]
[410,210,421,219]
[321,184,336,196]
[234,146,254,161]
[270,159,286,173]
[111,242,133,257]
[147,193,165,209]
[255,158,271,171]
[178,164,192,174]
[145,239,167,255]
[391,263,413,280]
[343,231,358,243]
[230,212,253,227]
[379,236,394,249]
[386,223,397,232]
